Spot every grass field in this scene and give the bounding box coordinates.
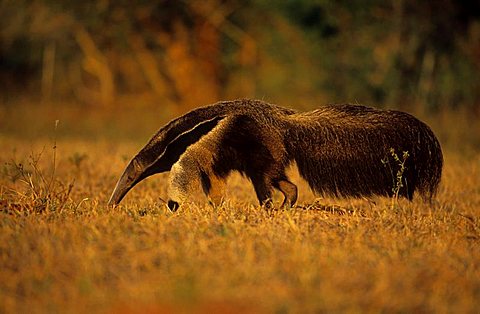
[1,104,479,313]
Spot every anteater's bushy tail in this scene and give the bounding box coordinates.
[284,105,443,200]
[415,124,443,200]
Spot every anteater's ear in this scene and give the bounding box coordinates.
[144,115,226,174]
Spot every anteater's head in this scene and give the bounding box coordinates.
[166,160,192,212]
[108,115,227,207]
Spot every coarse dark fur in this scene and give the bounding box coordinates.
[284,105,443,200]
[108,99,443,210]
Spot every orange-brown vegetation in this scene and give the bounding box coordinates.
[0,104,479,313]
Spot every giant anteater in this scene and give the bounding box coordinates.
[108,99,443,210]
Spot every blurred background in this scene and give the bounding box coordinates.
[1,0,480,145]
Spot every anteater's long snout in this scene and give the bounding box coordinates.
[108,178,126,206]
[108,175,130,206]
[108,160,138,206]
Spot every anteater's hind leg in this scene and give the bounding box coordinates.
[274,179,298,207]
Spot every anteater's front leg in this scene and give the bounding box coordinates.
[251,176,274,208]
[274,179,298,207]
[199,171,226,207]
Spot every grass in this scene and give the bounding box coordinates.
[0,106,479,313]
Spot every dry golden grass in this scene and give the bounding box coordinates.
[1,115,479,313]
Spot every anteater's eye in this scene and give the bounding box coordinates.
[133,159,141,171]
